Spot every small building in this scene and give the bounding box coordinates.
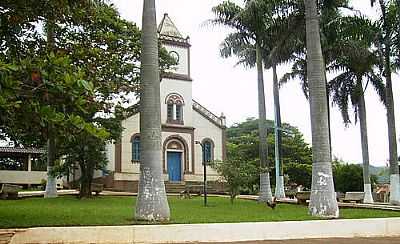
[103,14,227,192]
[0,147,47,186]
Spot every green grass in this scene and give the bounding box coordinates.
[1,196,400,228]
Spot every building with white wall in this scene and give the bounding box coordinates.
[104,14,227,192]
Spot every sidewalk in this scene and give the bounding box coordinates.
[193,237,400,244]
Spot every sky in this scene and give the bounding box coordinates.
[112,0,400,167]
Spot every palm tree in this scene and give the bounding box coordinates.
[210,1,274,203]
[371,0,400,205]
[280,0,353,160]
[328,28,385,203]
[304,0,339,218]
[44,9,58,199]
[272,64,285,199]
[135,0,170,221]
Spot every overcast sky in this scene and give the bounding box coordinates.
[112,0,400,167]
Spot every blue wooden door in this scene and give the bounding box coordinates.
[167,152,182,182]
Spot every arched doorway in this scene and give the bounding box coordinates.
[163,136,188,182]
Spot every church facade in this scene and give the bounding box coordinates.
[104,14,227,192]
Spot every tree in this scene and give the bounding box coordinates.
[304,0,338,218]
[60,132,108,198]
[280,0,353,159]
[228,118,312,165]
[371,0,400,205]
[0,1,175,200]
[0,0,101,198]
[328,16,385,203]
[135,0,170,221]
[285,163,312,189]
[227,118,313,193]
[211,0,294,203]
[211,144,258,203]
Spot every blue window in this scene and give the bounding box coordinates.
[167,104,174,121]
[132,136,140,162]
[203,141,213,163]
[176,104,183,121]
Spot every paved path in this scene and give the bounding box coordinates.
[193,237,400,244]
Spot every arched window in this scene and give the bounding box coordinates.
[165,93,184,124]
[202,139,214,163]
[131,135,140,162]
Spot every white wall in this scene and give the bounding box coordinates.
[164,45,189,76]
[193,110,223,178]
[116,108,223,182]
[0,170,47,184]
[120,113,141,174]
[160,78,193,127]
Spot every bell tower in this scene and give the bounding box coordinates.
[158,14,193,127]
[158,13,191,81]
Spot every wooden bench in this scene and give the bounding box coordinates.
[91,183,104,196]
[295,191,310,205]
[343,192,364,203]
[0,184,22,200]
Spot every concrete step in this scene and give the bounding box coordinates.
[0,231,15,244]
[165,182,186,193]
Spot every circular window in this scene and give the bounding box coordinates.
[169,51,180,63]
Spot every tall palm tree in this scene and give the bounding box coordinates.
[135,0,170,221]
[272,64,285,199]
[44,7,58,199]
[329,32,385,203]
[304,0,339,218]
[210,1,274,203]
[371,0,400,205]
[280,0,352,160]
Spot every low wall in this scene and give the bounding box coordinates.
[9,217,400,244]
[0,170,47,185]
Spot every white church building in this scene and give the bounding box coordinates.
[103,14,227,192]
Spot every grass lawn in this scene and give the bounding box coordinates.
[1,196,400,228]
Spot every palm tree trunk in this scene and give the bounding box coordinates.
[379,0,400,205]
[304,0,339,218]
[45,128,58,198]
[256,43,273,203]
[44,17,57,199]
[272,64,285,199]
[385,70,399,205]
[135,0,170,221]
[357,80,374,203]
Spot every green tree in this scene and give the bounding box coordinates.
[371,0,400,205]
[210,0,294,202]
[0,0,174,200]
[285,163,312,189]
[60,132,109,198]
[227,118,313,192]
[211,144,258,203]
[328,16,385,203]
[135,0,170,221]
[228,118,312,166]
[304,0,338,218]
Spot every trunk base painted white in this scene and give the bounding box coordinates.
[275,176,286,199]
[9,218,400,244]
[258,172,273,202]
[363,184,374,204]
[390,174,400,205]
[44,166,57,198]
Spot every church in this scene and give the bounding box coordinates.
[103,14,227,192]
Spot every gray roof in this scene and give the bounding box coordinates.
[158,13,184,38]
